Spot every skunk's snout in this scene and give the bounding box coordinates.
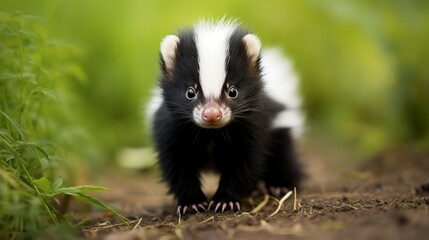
[193,102,230,128]
[202,105,222,123]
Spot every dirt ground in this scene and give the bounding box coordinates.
[80,143,429,240]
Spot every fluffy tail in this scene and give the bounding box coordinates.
[260,48,305,139]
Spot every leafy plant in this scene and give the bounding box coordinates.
[0,10,126,239]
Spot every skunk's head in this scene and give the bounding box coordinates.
[159,21,263,129]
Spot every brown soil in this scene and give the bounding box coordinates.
[80,145,429,240]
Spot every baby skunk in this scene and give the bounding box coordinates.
[147,20,305,215]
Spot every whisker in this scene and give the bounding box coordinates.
[191,128,201,148]
[223,128,231,143]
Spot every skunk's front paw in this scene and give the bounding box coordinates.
[176,202,208,216]
[208,200,241,212]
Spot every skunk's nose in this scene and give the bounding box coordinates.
[202,106,222,123]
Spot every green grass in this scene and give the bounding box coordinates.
[0,11,125,239]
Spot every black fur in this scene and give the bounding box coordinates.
[152,26,303,211]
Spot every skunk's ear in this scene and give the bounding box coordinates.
[243,34,261,64]
[160,35,180,73]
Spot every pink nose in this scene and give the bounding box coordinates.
[202,107,222,123]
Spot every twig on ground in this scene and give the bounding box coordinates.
[293,187,297,211]
[174,225,184,240]
[197,216,215,225]
[178,212,182,225]
[132,217,142,230]
[250,194,270,214]
[82,218,143,237]
[335,204,359,211]
[269,196,280,204]
[268,191,293,218]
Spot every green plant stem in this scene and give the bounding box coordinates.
[20,162,59,223]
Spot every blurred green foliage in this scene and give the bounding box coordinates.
[1,0,428,185]
[1,0,429,237]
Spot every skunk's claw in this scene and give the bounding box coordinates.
[192,204,199,213]
[214,202,222,212]
[198,203,207,211]
[177,205,182,216]
[209,200,240,213]
[221,203,227,212]
[208,200,215,211]
[177,202,208,216]
[235,202,241,211]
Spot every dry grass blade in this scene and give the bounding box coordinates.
[178,213,182,225]
[335,204,359,211]
[132,217,142,230]
[268,190,293,218]
[174,225,184,240]
[269,196,280,204]
[293,187,297,211]
[197,216,215,225]
[250,194,270,214]
[83,219,139,233]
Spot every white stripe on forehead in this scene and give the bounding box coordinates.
[194,20,237,99]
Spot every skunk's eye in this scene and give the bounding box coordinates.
[227,86,238,99]
[186,87,197,100]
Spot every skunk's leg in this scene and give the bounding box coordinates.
[264,127,303,197]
